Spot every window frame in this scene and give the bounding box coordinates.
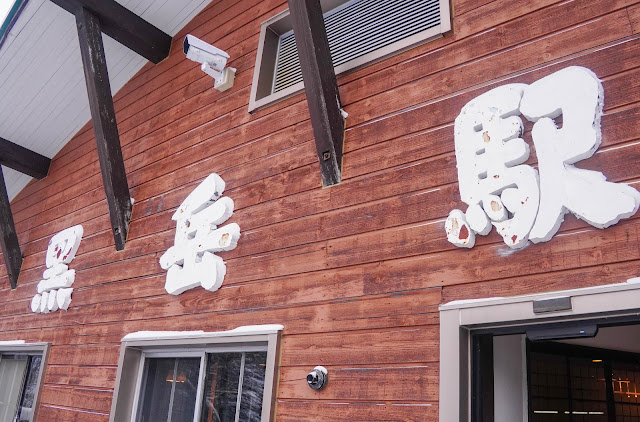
[109,326,283,422]
[248,0,452,112]
[0,342,49,422]
[439,281,640,422]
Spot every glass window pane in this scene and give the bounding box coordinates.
[612,361,640,422]
[201,353,242,422]
[0,356,28,422]
[568,357,607,422]
[137,357,200,422]
[16,356,42,422]
[529,349,616,422]
[138,358,175,422]
[529,352,571,421]
[170,358,201,422]
[238,352,267,422]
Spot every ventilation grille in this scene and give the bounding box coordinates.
[272,0,442,93]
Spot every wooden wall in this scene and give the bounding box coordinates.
[1,0,640,420]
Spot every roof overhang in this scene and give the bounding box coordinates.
[0,0,214,200]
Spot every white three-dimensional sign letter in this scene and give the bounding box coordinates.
[159,174,240,295]
[446,67,639,249]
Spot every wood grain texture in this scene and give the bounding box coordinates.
[0,137,51,179]
[630,3,640,33]
[38,405,109,422]
[278,365,439,401]
[288,0,345,186]
[76,7,132,251]
[3,0,640,419]
[50,0,172,63]
[275,400,438,422]
[0,167,21,289]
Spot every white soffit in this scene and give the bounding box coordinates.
[0,0,214,200]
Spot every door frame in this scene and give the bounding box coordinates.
[439,279,640,422]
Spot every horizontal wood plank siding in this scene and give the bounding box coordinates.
[1,0,640,420]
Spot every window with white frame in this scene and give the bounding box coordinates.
[249,0,452,112]
[0,343,48,422]
[109,326,282,422]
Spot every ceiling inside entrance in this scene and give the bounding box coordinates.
[559,325,640,354]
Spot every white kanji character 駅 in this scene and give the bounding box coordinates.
[521,67,640,243]
[446,66,639,250]
[448,84,539,249]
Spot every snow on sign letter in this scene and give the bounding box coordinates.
[446,66,640,249]
[31,225,83,313]
[159,174,240,295]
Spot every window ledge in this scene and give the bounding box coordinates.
[0,340,26,345]
[121,325,284,342]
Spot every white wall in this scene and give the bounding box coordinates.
[493,334,528,422]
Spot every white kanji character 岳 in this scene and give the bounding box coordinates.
[159,174,240,295]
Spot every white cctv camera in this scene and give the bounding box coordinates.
[183,34,236,92]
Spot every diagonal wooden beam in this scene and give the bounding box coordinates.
[0,138,50,288]
[0,167,22,289]
[76,7,132,251]
[288,0,345,187]
[0,138,51,179]
[50,0,172,63]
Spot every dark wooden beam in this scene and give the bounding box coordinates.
[288,0,345,186]
[50,0,171,63]
[0,138,51,179]
[76,7,132,251]
[0,167,22,289]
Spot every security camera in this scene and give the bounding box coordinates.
[183,34,236,92]
[306,366,328,390]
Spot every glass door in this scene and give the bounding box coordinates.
[0,356,28,422]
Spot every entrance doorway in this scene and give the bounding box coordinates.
[439,279,640,422]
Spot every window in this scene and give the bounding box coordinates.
[249,0,452,112]
[109,326,282,422]
[0,343,48,422]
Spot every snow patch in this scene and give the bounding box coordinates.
[122,324,284,341]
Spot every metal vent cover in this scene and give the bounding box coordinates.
[272,0,442,93]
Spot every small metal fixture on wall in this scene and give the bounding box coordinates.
[307,366,328,390]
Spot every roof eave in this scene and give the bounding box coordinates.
[0,0,28,51]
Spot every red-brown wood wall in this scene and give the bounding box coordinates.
[1,0,640,420]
